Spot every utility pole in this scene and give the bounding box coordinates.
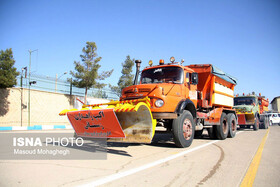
[28,49,38,127]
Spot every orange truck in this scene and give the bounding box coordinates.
[234,93,269,130]
[60,57,238,148]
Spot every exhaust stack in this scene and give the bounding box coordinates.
[133,60,142,85]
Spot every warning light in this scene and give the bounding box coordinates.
[159,59,164,65]
[149,60,153,66]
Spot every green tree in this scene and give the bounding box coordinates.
[70,42,113,103]
[93,88,108,99]
[110,55,134,97]
[0,48,19,88]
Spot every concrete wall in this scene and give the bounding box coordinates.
[0,88,111,127]
[0,88,75,126]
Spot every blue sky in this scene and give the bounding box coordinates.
[0,0,279,102]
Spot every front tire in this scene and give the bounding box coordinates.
[172,110,195,148]
[253,115,260,131]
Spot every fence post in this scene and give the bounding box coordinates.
[70,78,72,96]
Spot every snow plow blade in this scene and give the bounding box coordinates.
[237,113,255,125]
[60,97,157,144]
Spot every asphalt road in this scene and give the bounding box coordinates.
[0,125,279,187]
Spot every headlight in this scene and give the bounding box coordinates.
[155,99,164,107]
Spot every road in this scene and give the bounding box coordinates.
[0,125,279,187]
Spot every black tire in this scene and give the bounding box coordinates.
[216,112,229,140]
[259,122,264,129]
[264,117,269,129]
[172,110,195,148]
[227,113,237,138]
[253,115,260,131]
[207,126,218,139]
[195,129,204,138]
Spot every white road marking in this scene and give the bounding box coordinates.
[80,132,242,187]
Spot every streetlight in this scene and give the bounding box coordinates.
[28,49,38,127]
[21,67,27,127]
[55,72,67,93]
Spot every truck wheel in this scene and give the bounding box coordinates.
[253,115,260,131]
[172,110,195,148]
[264,118,269,129]
[227,113,237,138]
[215,112,229,140]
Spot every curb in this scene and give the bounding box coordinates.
[0,125,73,131]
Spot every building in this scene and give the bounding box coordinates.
[271,96,280,113]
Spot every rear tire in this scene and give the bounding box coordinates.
[227,113,237,138]
[253,115,260,131]
[264,117,269,129]
[172,110,195,148]
[216,112,229,140]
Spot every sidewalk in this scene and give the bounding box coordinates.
[0,125,73,131]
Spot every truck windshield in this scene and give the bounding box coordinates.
[234,97,256,105]
[140,67,184,84]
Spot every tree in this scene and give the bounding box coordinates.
[92,88,108,99]
[0,48,19,88]
[70,42,113,103]
[110,55,135,97]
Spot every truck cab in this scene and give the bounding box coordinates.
[121,60,198,120]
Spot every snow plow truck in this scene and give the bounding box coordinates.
[234,93,269,130]
[60,57,238,148]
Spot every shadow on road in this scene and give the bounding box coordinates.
[65,127,265,156]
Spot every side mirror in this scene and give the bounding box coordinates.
[191,73,198,85]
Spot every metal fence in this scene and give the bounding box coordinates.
[15,73,119,100]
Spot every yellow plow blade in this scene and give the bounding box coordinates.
[60,97,157,144]
[110,102,157,143]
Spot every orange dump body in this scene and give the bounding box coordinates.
[187,64,236,109]
[258,96,269,114]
